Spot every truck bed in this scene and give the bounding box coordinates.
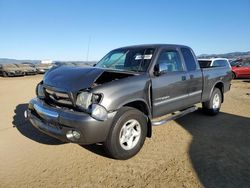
[201,66,232,102]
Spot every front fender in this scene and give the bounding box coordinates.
[91,74,151,113]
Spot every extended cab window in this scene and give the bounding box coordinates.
[156,50,183,72]
[181,48,197,71]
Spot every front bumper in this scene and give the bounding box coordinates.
[37,69,48,73]
[27,98,116,144]
[25,71,37,75]
[7,71,23,76]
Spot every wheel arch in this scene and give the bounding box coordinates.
[123,100,152,138]
[212,82,224,103]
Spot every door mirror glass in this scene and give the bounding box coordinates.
[154,63,168,76]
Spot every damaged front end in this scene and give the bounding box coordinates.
[26,66,139,144]
[37,66,136,121]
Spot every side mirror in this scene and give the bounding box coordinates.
[236,64,241,67]
[154,63,168,76]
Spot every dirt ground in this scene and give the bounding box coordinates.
[0,75,249,188]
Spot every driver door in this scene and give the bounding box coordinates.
[151,49,189,118]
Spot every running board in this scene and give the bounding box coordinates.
[152,106,198,126]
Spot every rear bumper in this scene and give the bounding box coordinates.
[27,98,116,144]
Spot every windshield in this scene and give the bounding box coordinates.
[230,60,240,66]
[231,59,250,67]
[95,48,155,72]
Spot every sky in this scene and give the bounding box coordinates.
[0,0,250,61]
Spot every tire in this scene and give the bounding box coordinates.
[202,88,222,116]
[3,72,8,77]
[104,107,147,160]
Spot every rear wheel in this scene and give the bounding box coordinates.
[104,107,147,160]
[202,88,222,115]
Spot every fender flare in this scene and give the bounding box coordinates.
[209,81,224,103]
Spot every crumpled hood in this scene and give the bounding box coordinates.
[43,66,105,92]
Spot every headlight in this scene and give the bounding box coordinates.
[76,92,93,110]
[36,84,45,98]
[91,104,108,121]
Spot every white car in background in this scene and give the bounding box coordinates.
[198,58,231,69]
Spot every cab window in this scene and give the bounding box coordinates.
[156,50,183,72]
[181,48,197,71]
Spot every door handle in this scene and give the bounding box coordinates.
[182,76,186,81]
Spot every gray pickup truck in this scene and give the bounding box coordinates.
[26,44,232,159]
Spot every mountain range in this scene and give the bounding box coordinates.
[197,51,250,59]
[1,51,250,64]
[0,58,96,65]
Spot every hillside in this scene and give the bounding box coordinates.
[0,58,41,64]
[1,51,250,64]
[0,58,96,65]
[197,51,250,59]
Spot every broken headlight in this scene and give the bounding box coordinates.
[76,92,107,120]
[76,92,93,110]
[91,104,108,121]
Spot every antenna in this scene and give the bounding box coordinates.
[86,36,91,61]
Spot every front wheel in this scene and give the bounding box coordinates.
[202,88,222,115]
[104,107,147,160]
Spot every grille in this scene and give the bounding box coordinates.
[44,88,73,107]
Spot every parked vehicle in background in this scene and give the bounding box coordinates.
[52,61,73,67]
[15,64,37,75]
[35,63,51,74]
[71,62,91,67]
[21,62,36,67]
[52,61,91,68]
[0,64,24,77]
[198,58,231,68]
[26,44,232,160]
[230,58,250,79]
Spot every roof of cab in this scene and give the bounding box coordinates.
[198,58,229,61]
[114,44,190,50]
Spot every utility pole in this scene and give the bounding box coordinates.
[86,36,91,61]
